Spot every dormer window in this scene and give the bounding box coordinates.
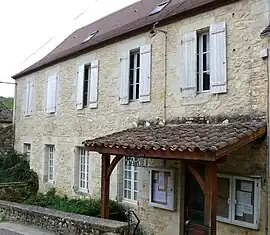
[149,1,170,16]
[82,30,98,44]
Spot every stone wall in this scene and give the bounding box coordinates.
[0,200,128,235]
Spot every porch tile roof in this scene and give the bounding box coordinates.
[83,121,266,153]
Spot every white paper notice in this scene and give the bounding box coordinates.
[236,203,253,215]
[158,171,165,190]
[152,183,166,203]
[241,181,253,192]
[236,191,252,205]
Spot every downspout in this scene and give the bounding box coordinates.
[149,22,168,123]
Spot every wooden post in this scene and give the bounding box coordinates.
[101,154,110,219]
[204,162,217,235]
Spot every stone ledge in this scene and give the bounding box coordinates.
[0,200,128,235]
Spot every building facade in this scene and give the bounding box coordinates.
[13,0,270,234]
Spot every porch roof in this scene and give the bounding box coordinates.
[83,121,266,161]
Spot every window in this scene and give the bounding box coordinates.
[129,49,140,101]
[23,143,31,161]
[76,61,99,109]
[78,148,89,192]
[24,81,33,116]
[197,30,210,92]
[149,1,170,15]
[123,157,138,202]
[83,64,91,107]
[46,74,58,113]
[149,169,175,211]
[82,30,98,44]
[46,145,55,183]
[217,175,261,230]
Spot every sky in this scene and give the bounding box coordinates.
[0,0,137,97]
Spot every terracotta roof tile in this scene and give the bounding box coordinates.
[83,122,266,153]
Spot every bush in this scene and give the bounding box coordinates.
[25,188,126,221]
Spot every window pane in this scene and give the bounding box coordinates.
[136,68,140,83]
[128,190,131,199]
[217,177,230,219]
[134,172,138,181]
[129,69,134,84]
[124,190,128,198]
[134,192,138,201]
[129,85,134,100]
[136,84,139,99]
[203,34,208,52]
[136,53,140,67]
[234,179,255,224]
[203,73,210,91]
[134,182,138,191]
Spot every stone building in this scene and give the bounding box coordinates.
[12,0,270,234]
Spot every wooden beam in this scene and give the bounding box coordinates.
[85,146,216,162]
[185,164,206,194]
[107,155,123,177]
[204,162,217,235]
[101,154,110,219]
[215,127,266,158]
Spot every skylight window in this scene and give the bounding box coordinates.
[82,30,98,44]
[149,1,170,16]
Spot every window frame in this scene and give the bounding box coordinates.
[123,157,139,204]
[148,168,175,211]
[47,145,55,184]
[83,63,91,108]
[217,174,261,230]
[129,49,140,101]
[23,143,31,161]
[78,148,90,193]
[197,30,210,93]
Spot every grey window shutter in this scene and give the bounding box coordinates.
[76,64,85,109]
[119,51,129,105]
[139,44,151,102]
[46,74,57,113]
[89,60,99,109]
[24,82,30,116]
[210,21,227,94]
[181,31,197,98]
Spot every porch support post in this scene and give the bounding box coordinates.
[205,162,217,235]
[101,153,110,219]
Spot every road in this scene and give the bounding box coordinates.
[0,223,54,235]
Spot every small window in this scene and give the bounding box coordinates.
[149,169,175,211]
[123,157,139,202]
[83,64,91,107]
[23,143,31,161]
[82,30,98,44]
[217,174,261,230]
[149,1,170,16]
[78,148,89,193]
[46,145,55,183]
[197,30,210,92]
[129,49,140,101]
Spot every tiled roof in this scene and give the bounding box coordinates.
[13,0,239,79]
[83,122,266,153]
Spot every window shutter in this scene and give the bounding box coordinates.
[89,60,99,108]
[28,82,34,114]
[46,74,57,113]
[24,82,30,116]
[139,44,151,102]
[210,21,227,94]
[119,51,129,105]
[76,64,84,109]
[180,31,197,98]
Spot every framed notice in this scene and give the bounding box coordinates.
[149,168,175,211]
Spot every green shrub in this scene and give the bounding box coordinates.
[25,188,126,221]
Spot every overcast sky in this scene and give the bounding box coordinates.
[0,0,137,97]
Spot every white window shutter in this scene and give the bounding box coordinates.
[181,31,197,98]
[89,60,99,108]
[76,64,84,109]
[28,82,34,114]
[139,44,151,102]
[119,51,129,105]
[24,82,30,116]
[210,21,227,94]
[46,74,57,113]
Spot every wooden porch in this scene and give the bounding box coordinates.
[83,122,266,235]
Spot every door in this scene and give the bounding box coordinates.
[184,166,210,235]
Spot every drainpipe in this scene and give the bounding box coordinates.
[149,22,168,123]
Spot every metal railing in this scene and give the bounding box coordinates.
[125,210,140,235]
